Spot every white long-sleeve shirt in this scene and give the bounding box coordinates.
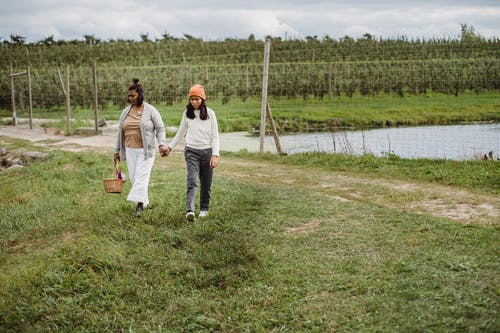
[168,108,220,156]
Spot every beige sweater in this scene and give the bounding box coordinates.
[114,102,166,160]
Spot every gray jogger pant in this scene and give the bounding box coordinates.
[184,147,213,212]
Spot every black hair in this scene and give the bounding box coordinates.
[186,99,208,120]
[128,78,144,106]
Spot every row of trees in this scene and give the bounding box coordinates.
[1,24,485,45]
[1,58,498,111]
[1,25,498,68]
[1,25,498,110]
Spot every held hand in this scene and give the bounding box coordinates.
[159,145,171,157]
[210,156,219,168]
[114,152,120,164]
[159,145,166,157]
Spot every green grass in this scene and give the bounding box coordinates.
[0,138,499,332]
[2,92,499,133]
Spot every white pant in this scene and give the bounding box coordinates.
[125,148,155,206]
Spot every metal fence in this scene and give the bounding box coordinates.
[2,40,499,160]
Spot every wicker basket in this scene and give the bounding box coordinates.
[103,162,125,193]
[103,178,125,193]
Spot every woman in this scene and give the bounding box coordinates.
[165,84,220,221]
[114,78,168,217]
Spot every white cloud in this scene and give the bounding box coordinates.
[0,0,499,42]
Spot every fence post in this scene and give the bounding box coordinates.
[260,37,271,153]
[266,102,282,154]
[92,61,99,133]
[9,68,16,126]
[246,65,250,93]
[328,63,332,101]
[65,64,71,135]
[27,65,33,129]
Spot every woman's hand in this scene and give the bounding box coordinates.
[159,145,171,157]
[210,156,219,168]
[159,145,166,157]
[114,152,120,164]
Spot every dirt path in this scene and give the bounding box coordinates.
[217,159,499,226]
[2,123,498,225]
[0,124,116,152]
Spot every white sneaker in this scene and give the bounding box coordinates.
[199,210,209,217]
[186,211,195,221]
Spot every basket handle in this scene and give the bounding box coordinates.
[114,162,124,180]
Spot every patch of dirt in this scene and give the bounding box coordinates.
[328,195,350,202]
[219,158,498,225]
[0,123,116,152]
[284,220,322,236]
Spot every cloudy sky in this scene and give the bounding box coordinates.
[1,0,499,42]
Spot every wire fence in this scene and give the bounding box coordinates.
[1,41,499,160]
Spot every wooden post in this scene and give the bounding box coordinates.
[9,73,16,126]
[246,65,250,92]
[328,63,332,101]
[266,102,282,154]
[27,65,33,129]
[92,61,99,133]
[57,68,65,95]
[189,64,192,87]
[260,37,271,153]
[65,64,71,135]
[8,67,32,128]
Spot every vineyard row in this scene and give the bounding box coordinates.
[1,58,499,110]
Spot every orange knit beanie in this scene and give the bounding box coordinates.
[188,84,206,100]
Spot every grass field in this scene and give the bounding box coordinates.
[0,136,498,332]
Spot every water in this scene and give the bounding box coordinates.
[220,123,500,160]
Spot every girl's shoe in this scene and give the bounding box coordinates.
[186,211,195,221]
[199,210,209,217]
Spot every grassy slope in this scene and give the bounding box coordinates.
[0,138,498,332]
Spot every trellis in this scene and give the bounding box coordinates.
[9,65,33,128]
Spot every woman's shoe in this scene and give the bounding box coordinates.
[134,202,144,217]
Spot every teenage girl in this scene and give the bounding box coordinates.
[165,84,220,221]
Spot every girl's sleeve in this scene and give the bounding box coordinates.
[168,111,188,149]
[211,111,220,156]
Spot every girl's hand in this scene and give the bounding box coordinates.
[159,145,168,157]
[210,156,219,168]
[160,146,171,157]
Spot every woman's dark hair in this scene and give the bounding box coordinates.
[186,99,208,120]
[128,78,144,106]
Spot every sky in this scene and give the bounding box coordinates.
[1,0,499,43]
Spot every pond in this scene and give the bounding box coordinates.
[219,123,500,160]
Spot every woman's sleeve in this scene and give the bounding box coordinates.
[152,108,166,146]
[114,108,127,153]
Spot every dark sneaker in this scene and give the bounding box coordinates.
[185,211,195,221]
[134,202,144,217]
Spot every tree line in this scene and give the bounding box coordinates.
[0,25,498,110]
